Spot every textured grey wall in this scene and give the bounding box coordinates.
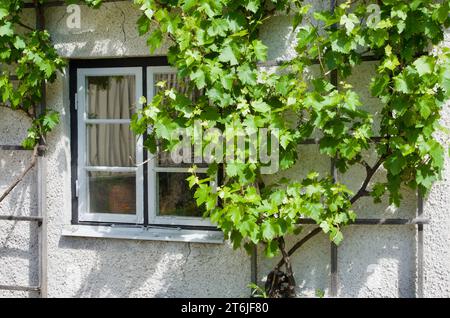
[0,1,449,298]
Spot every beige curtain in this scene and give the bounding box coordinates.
[87,76,136,167]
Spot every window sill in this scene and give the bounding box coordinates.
[62,224,225,244]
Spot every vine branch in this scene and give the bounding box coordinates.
[16,21,34,31]
[273,152,388,282]
[350,156,386,204]
[0,104,35,119]
[275,227,322,270]
[0,146,38,204]
[276,237,297,297]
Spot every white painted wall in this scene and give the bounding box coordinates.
[0,1,449,298]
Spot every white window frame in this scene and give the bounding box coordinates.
[77,67,144,224]
[147,66,214,227]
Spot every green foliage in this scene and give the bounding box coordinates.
[0,0,100,149]
[132,0,450,259]
[315,288,325,298]
[248,283,268,298]
[22,110,60,149]
[312,0,450,203]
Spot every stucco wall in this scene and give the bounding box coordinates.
[0,1,449,298]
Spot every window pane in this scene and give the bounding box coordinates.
[86,75,136,119]
[87,124,136,167]
[88,172,136,215]
[157,172,207,217]
[150,70,209,222]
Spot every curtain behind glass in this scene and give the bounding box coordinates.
[87,76,136,167]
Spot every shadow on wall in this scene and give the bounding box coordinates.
[56,237,249,298]
[0,152,39,297]
[335,188,418,297]
[338,225,417,298]
[257,223,417,298]
[56,238,189,298]
[0,221,40,298]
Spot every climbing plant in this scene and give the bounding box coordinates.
[1,0,449,297]
[0,0,105,149]
[131,0,450,297]
[0,0,99,201]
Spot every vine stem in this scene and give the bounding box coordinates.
[350,155,386,204]
[275,156,386,278]
[17,21,34,31]
[275,227,322,270]
[0,146,38,204]
[277,237,297,297]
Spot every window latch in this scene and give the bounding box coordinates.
[75,179,80,198]
[74,93,78,110]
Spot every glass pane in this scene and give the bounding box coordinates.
[86,75,136,119]
[87,124,136,167]
[157,172,207,217]
[88,172,136,215]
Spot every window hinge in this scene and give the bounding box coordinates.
[75,179,80,198]
[74,93,78,110]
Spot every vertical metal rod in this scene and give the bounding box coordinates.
[250,245,258,297]
[329,0,339,298]
[142,66,149,227]
[330,160,338,297]
[36,1,48,298]
[330,243,338,297]
[417,191,424,298]
[37,156,48,298]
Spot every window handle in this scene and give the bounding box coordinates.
[75,179,80,198]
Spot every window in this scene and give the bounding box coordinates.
[76,67,144,224]
[71,58,213,228]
